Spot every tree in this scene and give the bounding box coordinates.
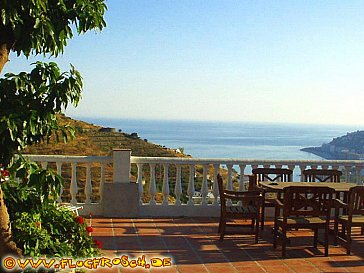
[0,0,106,258]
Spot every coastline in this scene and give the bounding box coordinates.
[300,147,333,160]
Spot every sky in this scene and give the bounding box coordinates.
[3,1,364,126]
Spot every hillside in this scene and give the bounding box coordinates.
[23,115,231,204]
[23,115,193,203]
[301,130,364,160]
[24,114,186,158]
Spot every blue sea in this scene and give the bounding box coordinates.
[78,117,360,160]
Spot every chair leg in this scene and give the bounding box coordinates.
[324,226,329,257]
[313,228,318,248]
[346,225,352,255]
[273,224,278,249]
[218,217,223,233]
[251,218,256,232]
[333,219,339,246]
[219,220,226,242]
[255,216,260,244]
[261,203,265,230]
[281,228,287,258]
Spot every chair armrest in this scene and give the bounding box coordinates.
[223,193,264,206]
[270,198,284,208]
[224,189,262,196]
[334,198,348,209]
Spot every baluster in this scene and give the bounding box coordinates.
[238,164,246,207]
[41,162,48,169]
[239,164,246,191]
[56,162,63,203]
[99,163,106,203]
[213,164,219,206]
[149,164,157,205]
[187,165,195,206]
[137,163,144,205]
[355,165,363,185]
[174,165,182,206]
[162,163,170,206]
[288,165,295,181]
[344,165,352,182]
[201,164,209,206]
[84,163,92,204]
[227,164,233,190]
[70,162,78,205]
[299,165,307,182]
[226,164,233,206]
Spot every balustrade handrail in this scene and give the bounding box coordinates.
[24,154,364,166]
[130,156,364,166]
[24,154,112,163]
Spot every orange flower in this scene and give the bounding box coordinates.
[35,222,41,228]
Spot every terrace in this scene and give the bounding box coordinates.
[90,217,364,273]
[25,149,364,272]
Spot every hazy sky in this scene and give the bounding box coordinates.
[4,1,364,125]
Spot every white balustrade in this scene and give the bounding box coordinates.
[24,154,364,217]
[24,154,111,216]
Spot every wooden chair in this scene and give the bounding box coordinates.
[303,169,342,182]
[251,167,293,230]
[334,186,364,254]
[273,186,335,258]
[217,174,263,243]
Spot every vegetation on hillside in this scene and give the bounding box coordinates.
[25,114,186,158]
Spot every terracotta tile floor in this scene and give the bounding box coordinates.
[90,218,364,273]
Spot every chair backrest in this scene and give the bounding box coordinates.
[303,169,342,182]
[348,186,364,217]
[252,167,292,182]
[217,174,262,208]
[282,186,334,218]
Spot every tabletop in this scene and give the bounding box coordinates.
[259,181,357,192]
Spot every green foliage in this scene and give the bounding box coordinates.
[11,206,98,258]
[0,62,82,165]
[0,0,107,57]
[2,157,99,258]
[3,156,63,214]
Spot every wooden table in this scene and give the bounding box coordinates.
[259,181,357,235]
[259,181,356,194]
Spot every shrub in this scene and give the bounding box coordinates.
[2,156,100,259]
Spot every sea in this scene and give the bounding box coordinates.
[77,117,360,160]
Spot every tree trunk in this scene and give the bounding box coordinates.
[0,29,22,258]
[0,185,22,258]
[0,43,10,74]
